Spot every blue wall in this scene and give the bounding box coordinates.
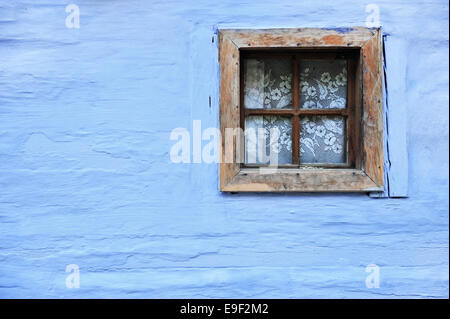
[0,0,448,298]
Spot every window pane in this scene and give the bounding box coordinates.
[300,116,346,164]
[299,60,347,109]
[244,59,293,109]
[245,116,292,164]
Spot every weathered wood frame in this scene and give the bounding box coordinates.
[219,28,384,192]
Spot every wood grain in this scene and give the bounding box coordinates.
[361,29,384,187]
[220,28,377,49]
[219,33,241,189]
[223,169,382,192]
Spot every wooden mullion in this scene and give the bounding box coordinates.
[298,109,347,115]
[245,109,347,116]
[245,109,295,116]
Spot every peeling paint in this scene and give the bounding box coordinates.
[323,27,355,34]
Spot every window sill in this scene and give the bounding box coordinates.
[221,168,383,193]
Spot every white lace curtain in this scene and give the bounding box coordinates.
[244,59,347,164]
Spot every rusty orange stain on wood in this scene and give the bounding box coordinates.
[322,35,345,45]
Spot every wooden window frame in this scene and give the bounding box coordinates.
[219,28,384,192]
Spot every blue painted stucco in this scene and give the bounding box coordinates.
[0,0,448,298]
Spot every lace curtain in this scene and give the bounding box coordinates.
[245,116,292,164]
[244,59,293,109]
[300,116,346,164]
[243,58,347,165]
[300,60,347,109]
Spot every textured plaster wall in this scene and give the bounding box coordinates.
[0,0,448,298]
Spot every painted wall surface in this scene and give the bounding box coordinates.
[0,0,448,298]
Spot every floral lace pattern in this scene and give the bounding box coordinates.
[243,59,348,165]
[300,116,346,164]
[300,60,347,109]
[245,116,292,164]
[244,59,293,109]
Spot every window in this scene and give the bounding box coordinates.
[219,28,384,192]
[242,52,357,168]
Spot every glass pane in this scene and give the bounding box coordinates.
[300,116,346,164]
[244,59,293,109]
[245,116,292,164]
[299,60,347,109]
